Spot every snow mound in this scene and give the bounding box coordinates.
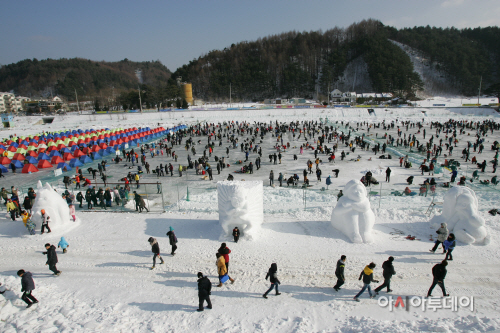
[430,186,490,245]
[331,179,375,243]
[32,181,71,228]
[217,180,263,240]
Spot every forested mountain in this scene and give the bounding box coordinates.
[1,19,499,104]
[0,58,171,101]
[170,20,499,102]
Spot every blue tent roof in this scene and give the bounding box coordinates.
[91,152,102,160]
[49,150,61,157]
[60,147,71,153]
[37,153,50,161]
[57,162,73,171]
[69,158,84,167]
[9,160,23,168]
[0,165,8,173]
[25,156,38,164]
[79,155,93,164]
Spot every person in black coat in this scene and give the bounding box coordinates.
[148,237,164,269]
[232,227,240,243]
[333,255,346,291]
[427,260,449,297]
[43,243,61,275]
[166,227,177,255]
[196,272,212,311]
[17,269,38,308]
[263,263,281,298]
[374,257,396,294]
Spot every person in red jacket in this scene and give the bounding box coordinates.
[218,243,231,272]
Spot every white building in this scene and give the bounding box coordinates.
[0,92,30,113]
[330,89,342,102]
[341,92,357,103]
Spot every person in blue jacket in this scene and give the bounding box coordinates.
[58,237,69,254]
[443,233,456,261]
[17,269,38,308]
[326,175,332,189]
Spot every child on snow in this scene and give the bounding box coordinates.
[58,237,69,253]
[17,269,38,308]
[21,210,35,235]
[40,209,51,234]
[263,263,281,298]
[69,204,76,222]
[148,237,164,269]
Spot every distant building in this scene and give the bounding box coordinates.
[0,92,30,113]
[330,89,342,102]
[341,92,357,104]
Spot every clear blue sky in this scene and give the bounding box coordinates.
[1,0,499,71]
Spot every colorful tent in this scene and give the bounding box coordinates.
[0,156,11,164]
[51,156,64,164]
[56,162,72,172]
[69,158,83,168]
[37,160,53,169]
[79,155,93,164]
[25,156,38,164]
[37,153,50,161]
[0,165,8,173]
[22,164,39,173]
[10,160,24,169]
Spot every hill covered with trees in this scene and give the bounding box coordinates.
[169,20,499,102]
[0,58,171,102]
[2,19,499,105]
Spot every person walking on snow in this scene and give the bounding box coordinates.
[263,263,281,298]
[427,260,449,297]
[443,233,456,261]
[430,223,448,253]
[333,255,346,291]
[196,272,212,312]
[353,262,378,302]
[148,237,165,270]
[58,237,69,253]
[166,227,178,255]
[216,253,235,287]
[43,243,61,275]
[374,257,396,294]
[218,243,232,272]
[385,167,391,182]
[40,209,51,234]
[17,270,38,308]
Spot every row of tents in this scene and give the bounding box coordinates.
[0,125,187,174]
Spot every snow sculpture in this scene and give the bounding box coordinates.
[430,187,490,245]
[330,179,375,243]
[32,181,71,227]
[217,181,263,239]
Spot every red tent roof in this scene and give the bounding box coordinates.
[51,156,64,164]
[73,150,85,157]
[12,153,26,161]
[22,164,39,173]
[37,160,53,168]
[0,156,11,164]
[63,152,73,161]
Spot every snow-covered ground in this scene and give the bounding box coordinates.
[1,109,500,332]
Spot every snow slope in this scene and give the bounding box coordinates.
[1,110,500,332]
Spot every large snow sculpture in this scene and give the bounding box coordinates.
[430,186,490,245]
[32,181,71,227]
[217,181,263,239]
[331,179,375,243]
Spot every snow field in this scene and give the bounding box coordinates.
[1,109,500,332]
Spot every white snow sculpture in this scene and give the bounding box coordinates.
[330,179,375,243]
[430,186,490,245]
[32,181,71,227]
[217,181,263,239]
